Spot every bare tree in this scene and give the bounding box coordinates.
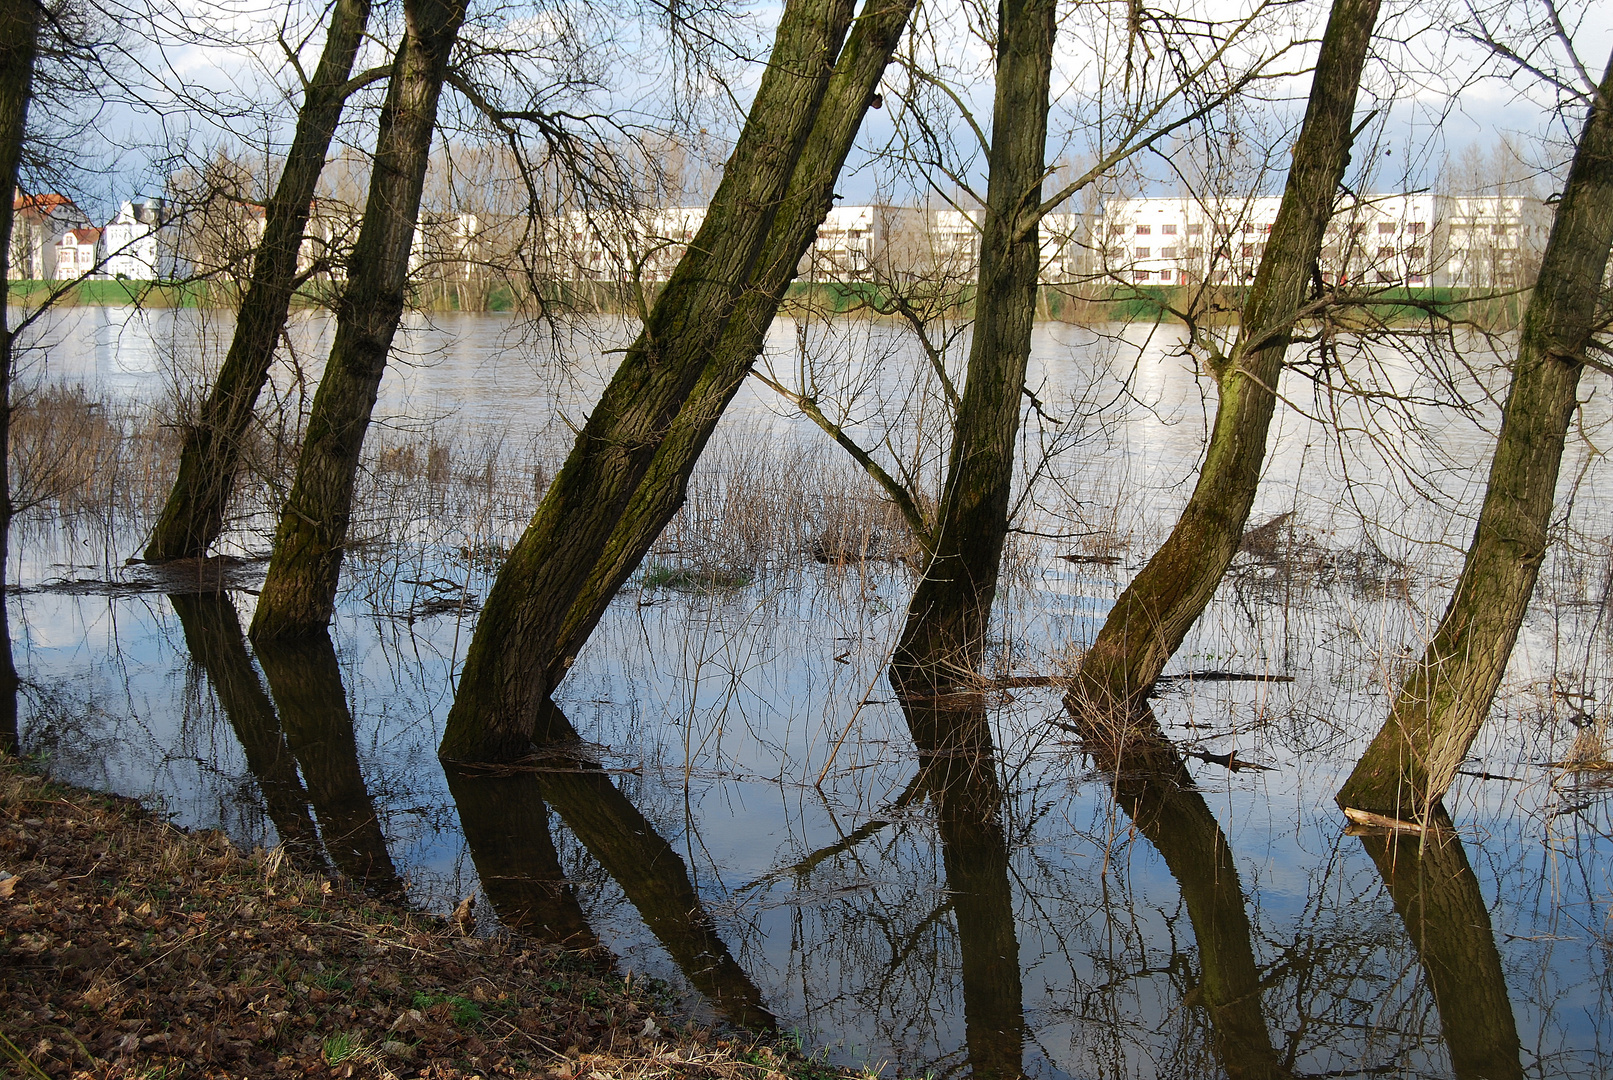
[1337,49,1613,823]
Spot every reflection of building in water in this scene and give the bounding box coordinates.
[1097,193,1550,288]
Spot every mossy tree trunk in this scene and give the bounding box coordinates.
[890,0,1055,693]
[1358,818,1523,1080]
[249,0,465,640]
[1337,53,1613,821]
[1069,0,1379,722]
[0,0,38,755]
[541,0,917,685]
[439,0,863,760]
[144,0,374,562]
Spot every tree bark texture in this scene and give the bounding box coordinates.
[890,0,1055,693]
[439,0,859,760]
[1358,819,1523,1080]
[1337,53,1613,820]
[1097,725,1292,1080]
[541,0,916,686]
[250,0,465,640]
[144,0,374,562]
[1069,0,1379,720]
[0,0,39,755]
[169,592,324,870]
[901,697,1025,1080]
[444,768,605,953]
[521,699,777,1032]
[255,632,404,896]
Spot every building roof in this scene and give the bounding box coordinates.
[14,192,80,214]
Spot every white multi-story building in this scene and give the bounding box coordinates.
[100,197,183,280]
[54,226,100,278]
[9,193,90,280]
[1095,192,1543,289]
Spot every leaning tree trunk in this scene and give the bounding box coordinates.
[249,0,465,640]
[540,0,917,686]
[439,0,860,760]
[1068,0,1380,723]
[144,0,374,562]
[0,0,38,755]
[889,0,1056,694]
[1358,816,1523,1080]
[1336,53,1613,821]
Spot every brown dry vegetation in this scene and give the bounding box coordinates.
[0,756,851,1080]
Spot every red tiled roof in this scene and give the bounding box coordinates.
[14,193,77,213]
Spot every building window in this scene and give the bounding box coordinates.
[1407,246,1425,260]
[1134,269,1151,281]
[1161,224,1177,235]
[1186,223,1203,236]
[1134,246,1150,258]
[1378,222,1396,234]
[1135,225,1151,235]
[1409,274,1425,285]
[1185,247,1202,260]
[1160,247,1177,259]
[1408,221,1425,234]
[1377,246,1394,258]
[1158,269,1173,282]
[1241,244,1255,257]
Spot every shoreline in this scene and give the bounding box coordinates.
[0,755,850,1080]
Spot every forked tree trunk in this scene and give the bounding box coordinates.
[1337,54,1613,821]
[439,0,862,760]
[541,0,917,686]
[144,0,374,562]
[890,0,1055,693]
[0,0,38,756]
[1358,818,1523,1080]
[249,0,465,640]
[1069,0,1379,721]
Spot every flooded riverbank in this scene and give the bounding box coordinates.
[10,306,1613,1077]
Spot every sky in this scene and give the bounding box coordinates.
[35,0,1613,218]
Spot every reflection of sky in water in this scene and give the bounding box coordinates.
[11,310,1613,1077]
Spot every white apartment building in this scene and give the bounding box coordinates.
[9,193,90,280]
[1096,193,1541,289]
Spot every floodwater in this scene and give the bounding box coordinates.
[11,305,1613,1078]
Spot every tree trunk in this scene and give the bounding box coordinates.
[890,0,1055,693]
[444,767,605,954]
[1094,722,1292,1080]
[1358,818,1523,1080]
[439,0,861,760]
[249,0,465,640]
[144,0,374,562]
[256,633,405,896]
[902,696,1025,1080]
[541,0,916,686]
[0,0,39,756]
[517,699,778,1032]
[169,591,324,869]
[1337,53,1613,820]
[1069,0,1380,723]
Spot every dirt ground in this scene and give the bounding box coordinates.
[0,756,845,1080]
